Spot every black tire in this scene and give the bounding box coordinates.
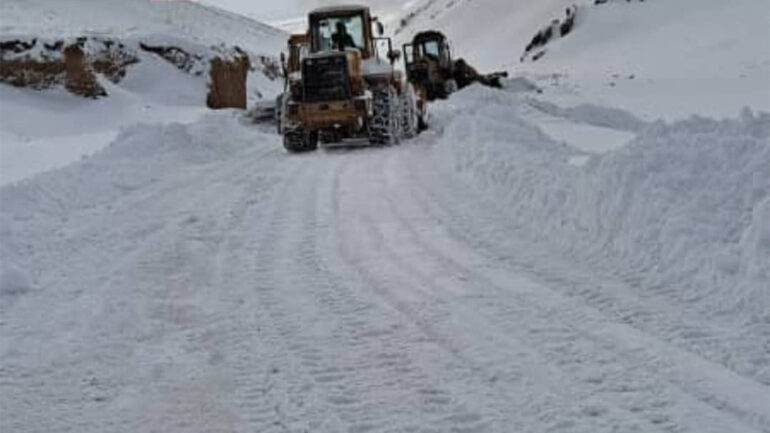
[444,79,458,96]
[283,129,318,153]
[418,114,428,132]
[275,94,283,135]
[402,84,419,139]
[319,130,343,145]
[368,86,402,145]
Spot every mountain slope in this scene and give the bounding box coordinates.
[0,0,286,185]
[0,0,285,52]
[395,0,770,118]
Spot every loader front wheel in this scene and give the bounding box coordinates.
[369,86,402,146]
[283,129,318,153]
[401,84,420,139]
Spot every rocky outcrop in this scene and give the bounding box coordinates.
[0,49,64,90]
[0,37,138,98]
[253,55,282,81]
[138,42,207,76]
[521,5,579,62]
[137,42,252,109]
[207,50,250,109]
[1,36,276,108]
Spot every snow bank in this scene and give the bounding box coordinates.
[0,113,266,222]
[586,110,770,320]
[436,86,770,340]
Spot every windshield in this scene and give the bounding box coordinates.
[312,14,365,52]
[421,40,440,59]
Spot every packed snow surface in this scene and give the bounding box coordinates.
[2,87,769,432]
[2,0,769,432]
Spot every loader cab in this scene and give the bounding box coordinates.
[404,31,453,73]
[309,6,376,59]
[404,31,455,100]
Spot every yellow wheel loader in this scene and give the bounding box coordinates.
[280,6,424,152]
[403,30,509,105]
[403,31,457,102]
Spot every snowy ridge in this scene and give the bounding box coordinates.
[0,0,285,54]
[0,114,258,221]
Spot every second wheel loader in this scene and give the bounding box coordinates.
[403,30,509,102]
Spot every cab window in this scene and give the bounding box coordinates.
[313,15,365,52]
[422,41,440,59]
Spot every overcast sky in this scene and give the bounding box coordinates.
[199,0,402,23]
[199,0,306,21]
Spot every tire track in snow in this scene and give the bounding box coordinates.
[324,151,504,432]
[216,153,350,432]
[247,150,499,432]
[343,150,669,432]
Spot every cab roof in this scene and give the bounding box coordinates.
[413,30,447,43]
[309,5,370,18]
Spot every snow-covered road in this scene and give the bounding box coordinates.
[2,100,768,432]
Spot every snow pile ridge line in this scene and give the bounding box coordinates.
[0,114,264,220]
[437,88,770,359]
[527,97,649,132]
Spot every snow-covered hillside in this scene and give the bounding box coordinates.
[395,0,770,119]
[0,0,285,185]
[0,0,284,49]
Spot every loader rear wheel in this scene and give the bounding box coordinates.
[369,86,402,145]
[418,112,429,132]
[444,79,458,97]
[283,129,318,153]
[402,84,420,139]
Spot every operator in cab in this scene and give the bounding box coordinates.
[332,22,357,51]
